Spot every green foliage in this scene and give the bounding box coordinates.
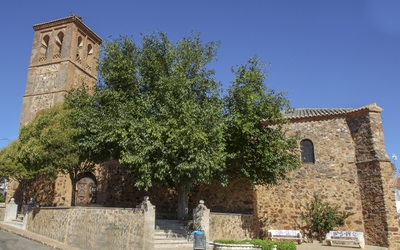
[213,239,296,250]
[65,32,301,194]
[19,105,79,176]
[0,193,5,202]
[300,194,351,242]
[250,239,296,250]
[224,57,300,186]
[0,140,35,182]
[18,104,96,205]
[66,32,226,191]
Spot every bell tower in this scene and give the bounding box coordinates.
[20,15,102,126]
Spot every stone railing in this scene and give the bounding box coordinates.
[213,242,261,250]
[210,212,255,241]
[0,203,5,221]
[193,201,255,242]
[23,197,155,250]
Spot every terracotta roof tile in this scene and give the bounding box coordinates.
[283,103,382,119]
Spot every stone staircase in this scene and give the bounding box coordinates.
[154,219,193,249]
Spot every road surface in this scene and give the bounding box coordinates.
[0,229,56,250]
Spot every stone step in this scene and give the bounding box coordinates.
[16,214,24,221]
[154,241,193,249]
[154,219,193,249]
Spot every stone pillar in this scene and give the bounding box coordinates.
[138,196,155,250]
[4,198,18,222]
[193,200,210,240]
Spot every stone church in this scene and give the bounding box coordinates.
[7,15,400,249]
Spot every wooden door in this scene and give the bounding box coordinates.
[75,177,95,206]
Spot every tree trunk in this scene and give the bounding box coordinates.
[177,184,188,220]
[70,178,77,206]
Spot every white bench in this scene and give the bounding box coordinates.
[325,231,365,249]
[268,230,303,244]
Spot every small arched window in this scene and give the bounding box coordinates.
[76,36,83,59]
[40,35,50,57]
[301,139,315,163]
[56,32,64,55]
[86,44,93,66]
[87,44,93,55]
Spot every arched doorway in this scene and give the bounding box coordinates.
[75,175,97,206]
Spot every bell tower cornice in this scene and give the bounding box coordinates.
[33,14,102,44]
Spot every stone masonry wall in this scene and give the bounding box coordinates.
[347,109,400,249]
[0,206,5,221]
[25,206,153,250]
[8,161,253,221]
[209,213,255,241]
[255,117,365,238]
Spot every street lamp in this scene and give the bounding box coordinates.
[393,154,398,175]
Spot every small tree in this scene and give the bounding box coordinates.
[300,194,351,242]
[0,139,36,204]
[18,104,96,205]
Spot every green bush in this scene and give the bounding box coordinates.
[0,193,5,202]
[300,194,350,242]
[213,239,296,250]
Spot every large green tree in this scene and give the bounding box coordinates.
[65,32,226,218]
[17,104,95,205]
[65,32,300,218]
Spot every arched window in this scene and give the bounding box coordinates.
[56,32,64,55]
[86,44,93,69]
[301,139,315,163]
[76,36,83,59]
[87,44,93,56]
[40,35,50,57]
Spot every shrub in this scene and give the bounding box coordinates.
[300,194,351,242]
[0,193,5,202]
[213,239,296,250]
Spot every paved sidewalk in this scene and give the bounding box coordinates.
[0,222,390,250]
[0,222,80,250]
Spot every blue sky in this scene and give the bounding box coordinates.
[1,1,399,170]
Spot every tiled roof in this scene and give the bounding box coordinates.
[283,103,382,120]
[284,108,354,119]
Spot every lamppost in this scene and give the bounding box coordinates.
[393,154,398,175]
[0,138,10,147]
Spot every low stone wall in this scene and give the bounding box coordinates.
[213,243,260,250]
[210,213,255,241]
[0,205,5,221]
[25,205,154,250]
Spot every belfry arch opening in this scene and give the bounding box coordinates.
[55,31,64,56]
[76,36,83,60]
[40,35,50,58]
